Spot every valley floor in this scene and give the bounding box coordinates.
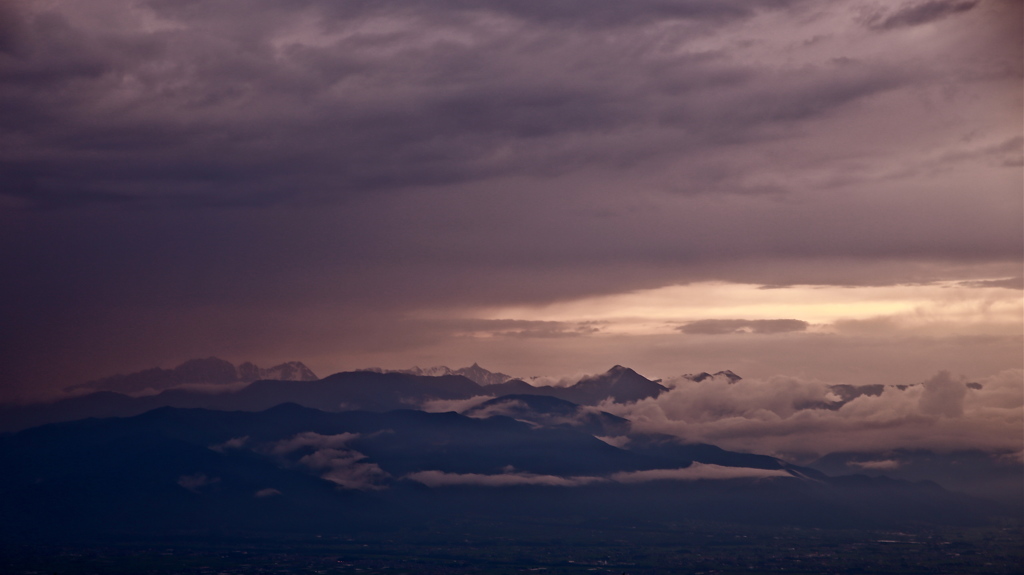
[2,522,1021,575]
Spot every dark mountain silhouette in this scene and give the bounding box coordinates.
[454,362,514,385]
[811,448,1024,508]
[623,433,814,475]
[463,394,631,436]
[376,364,669,405]
[792,384,888,411]
[482,378,546,395]
[485,365,668,405]
[0,366,669,432]
[380,363,514,386]
[1,371,478,432]
[65,357,318,395]
[568,364,669,403]
[0,404,1003,540]
[221,370,486,413]
[684,370,742,383]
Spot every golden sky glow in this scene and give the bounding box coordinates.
[470,280,1024,337]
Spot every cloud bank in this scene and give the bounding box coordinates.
[405,462,792,488]
[405,470,604,488]
[600,369,1024,459]
[266,432,390,490]
[679,319,810,335]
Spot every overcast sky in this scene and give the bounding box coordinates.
[0,0,1020,402]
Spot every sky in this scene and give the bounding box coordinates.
[0,0,1021,403]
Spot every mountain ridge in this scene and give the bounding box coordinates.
[65,357,318,395]
[0,365,672,432]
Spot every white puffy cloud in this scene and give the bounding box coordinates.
[268,431,361,455]
[405,470,604,488]
[600,369,1024,459]
[918,371,967,417]
[405,462,794,487]
[611,463,792,482]
[267,432,390,490]
[209,435,249,453]
[298,448,390,490]
[419,396,493,414]
[848,459,901,470]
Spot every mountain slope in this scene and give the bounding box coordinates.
[0,405,1004,540]
[463,394,632,436]
[486,366,669,405]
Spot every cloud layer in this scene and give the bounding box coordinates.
[600,368,1024,460]
[679,319,809,335]
[405,462,791,488]
[265,432,390,490]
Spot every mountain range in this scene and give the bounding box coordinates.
[66,357,318,395]
[0,359,1017,541]
[0,401,1000,540]
[0,363,668,432]
[371,363,515,386]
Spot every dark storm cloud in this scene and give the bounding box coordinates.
[0,1,25,55]
[146,0,789,30]
[0,0,1019,400]
[678,319,810,335]
[866,0,978,30]
[0,0,903,208]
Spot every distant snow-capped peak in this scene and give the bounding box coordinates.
[66,357,319,395]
